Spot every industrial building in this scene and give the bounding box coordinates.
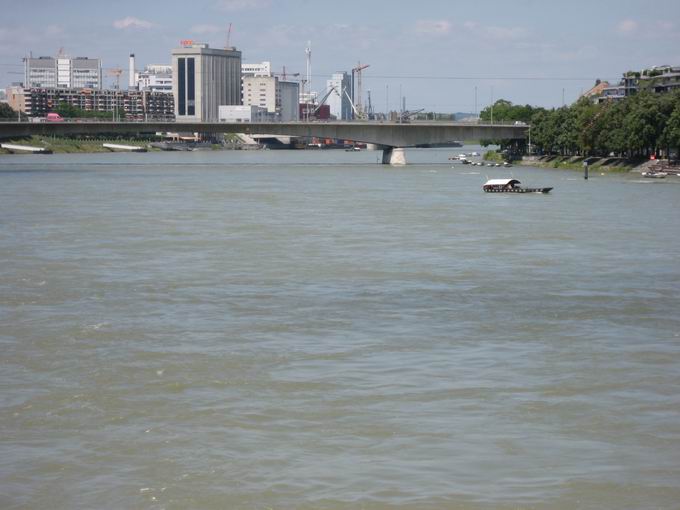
[24,55,102,90]
[172,42,242,122]
[278,80,300,121]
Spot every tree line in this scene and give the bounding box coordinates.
[479,90,680,160]
[55,102,113,120]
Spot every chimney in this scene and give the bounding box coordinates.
[129,53,136,89]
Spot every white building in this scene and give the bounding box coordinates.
[172,42,241,122]
[326,72,352,120]
[24,55,102,89]
[243,75,277,113]
[218,105,273,122]
[241,61,272,77]
[242,75,299,121]
[136,64,173,93]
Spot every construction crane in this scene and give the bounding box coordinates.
[274,66,300,81]
[105,67,124,121]
[399,108,425,123]
[312,85,340,115]
[106,67,123,90]
[225,23,233,49]
[366,89,374,118]
[351,62,370,119]
[342,87,361,119]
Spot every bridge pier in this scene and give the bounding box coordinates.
[381,146,406,165]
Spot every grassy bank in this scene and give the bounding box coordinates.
[483,150,505,163]
[0,135,155,154]
[521,155,643,172]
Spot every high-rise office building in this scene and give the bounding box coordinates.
[172,42,241,122]
[24,55,102,89]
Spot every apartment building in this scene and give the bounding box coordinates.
[20,87,174,120]
[597,65,680,103]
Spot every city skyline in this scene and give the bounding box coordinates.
[1,0,679,112]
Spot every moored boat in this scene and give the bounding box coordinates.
[641,171,667,178]
[483,178,552,193]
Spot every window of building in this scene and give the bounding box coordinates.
[178,58,185,115]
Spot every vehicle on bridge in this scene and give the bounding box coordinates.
[46,113,64,122]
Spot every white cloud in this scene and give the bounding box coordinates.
[616,19,638,34]
[414,20,452,35]
[113,16,154,30]
[215,0,270,10]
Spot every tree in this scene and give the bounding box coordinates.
[478,99,537,148]
[529,108,559,154]
[573,97,600,155]
[54,101,113,120]
[661,103,680,161]
[55,101,80,118]
[624,92,664,156]
[0,102,21,120]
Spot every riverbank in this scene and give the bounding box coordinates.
[521,154,648,173]
[0,136,153,154]
[0,136,247,154]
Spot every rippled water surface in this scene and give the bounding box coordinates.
[1,148,679,509]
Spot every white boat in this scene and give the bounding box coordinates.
[642,171,667,178]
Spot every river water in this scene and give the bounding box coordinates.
[1,147,679,509]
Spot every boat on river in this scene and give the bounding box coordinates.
[483,178,552,193]
[641,171,667,178]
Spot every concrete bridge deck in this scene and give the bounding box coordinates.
[0,121,528,164]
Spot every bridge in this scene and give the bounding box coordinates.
[0,121,528,164]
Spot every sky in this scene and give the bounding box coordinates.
[1,0,679,113]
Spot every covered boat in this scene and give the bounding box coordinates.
[483,178,552,193]
[641,171,667,178]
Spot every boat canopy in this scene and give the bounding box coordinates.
[484,178,520,186]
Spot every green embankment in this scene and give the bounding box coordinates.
[483,150,505,162]
[0,135,154,154]
[522,155,641,172]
